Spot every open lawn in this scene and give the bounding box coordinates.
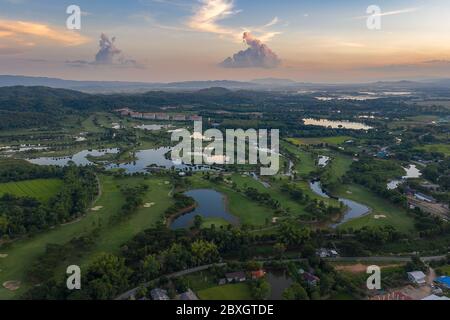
[336,184,415,233]
[197,283,253,300]
[418,144,450,157]
[0,175,172,299]
[287,136,352,146]
[282,142,316,175]
[0,178,62,202]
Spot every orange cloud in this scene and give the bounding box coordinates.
[0,19,90,48]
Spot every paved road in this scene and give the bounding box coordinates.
[116,254,447,300]
[116,263,226,300]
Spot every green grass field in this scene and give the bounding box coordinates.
[0,175,173,299]
[282,142,316,175]
[418,144,450,157]
[0,178,62,202]
[197,283,253,300]
[287,136,352,146]
[336,184,415,233]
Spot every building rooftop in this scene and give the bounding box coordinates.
[435,276,450,289]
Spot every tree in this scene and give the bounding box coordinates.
[190,240,219,265]
[278,222,310,247]
[283,283,309,300]
[251,279,271,300]
[273,243,287,258]
[141,254,161,282]
[193,215,203,229]
[85,253,131,300]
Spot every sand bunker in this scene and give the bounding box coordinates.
[374,215,387,220]
[0,254,8,258]
[91,206,104,211]
[164,181,170,185]
[3,280,21,291]
[144,202,155,208]
[346,191,353,194]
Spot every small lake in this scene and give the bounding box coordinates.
[170,189,239,229]
[27,147,217,173]
[303,118,372,130]
[403,164,422,179]
[318,155,330,167]
[266,270,293,300]
[386,164,422,190]
[309,181,371,227]
[27,148,120,166]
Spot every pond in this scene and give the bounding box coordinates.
[386,164,422,190]
[170,189,239,229]
[134,124,173,131]
[27,147,218,173]
[266,270,293,300]
[303,118,372,130]
[309,180,371,227]
[403,164,422,179]
[318,155,330,167]
[27,148,120,166]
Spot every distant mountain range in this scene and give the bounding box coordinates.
[1,75,450,93]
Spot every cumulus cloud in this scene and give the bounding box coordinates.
[95,33,121,64]
[220,32,281,68]
[66,33,143,68]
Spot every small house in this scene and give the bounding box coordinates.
[179,289,199,301]
[251,270,266,280]
[414,193,436,203]
[225,272,246,283]
[300,270,320,287]
[150,288,170,300]
[435,276,450,290]
[407,271,427,286]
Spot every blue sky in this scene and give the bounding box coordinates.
[1,0,450,82]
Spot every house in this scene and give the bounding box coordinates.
[414,192,436,203]
[316,248,339,258]
[421,294,450,301]
[435,276,450,290]
[251,270,266,280]
[155,113,170,120]
[142,113,156,120]
[172,114,186,121]
[370,291,412,301]
[189,115,203,121]
[225,272,247,283]
[150,288,170,300]
[179,289,199,301]
[407,271,427,286]
[299,270,320,287]
[420,183,440,192]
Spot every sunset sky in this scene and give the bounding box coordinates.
[1,0,450,83]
